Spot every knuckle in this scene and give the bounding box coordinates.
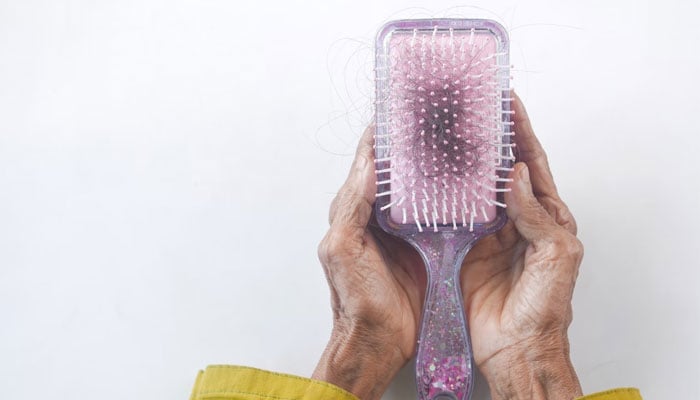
[555,204,578,235]
[328,190,348,226]
[563,234,583,258]
[570,236,584,262]
[549,233,584,263]
[317,231,334,265]
[317,228,354,266]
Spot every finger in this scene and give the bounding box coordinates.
[511,92,559,200]
[505,162,566,243]
[327,124,376,230]
[505,164,584,328]
[506,163,584,274]
[512,93,577,235]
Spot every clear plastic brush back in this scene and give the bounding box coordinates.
[375,20,513,235]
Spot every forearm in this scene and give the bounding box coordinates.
[482,336,582,400]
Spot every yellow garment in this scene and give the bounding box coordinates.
[190,366,356,400]
[190,365,642,400]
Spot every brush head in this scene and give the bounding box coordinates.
[375,19,513,235]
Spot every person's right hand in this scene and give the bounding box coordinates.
[312,125,427,400]
[460,93,585,399]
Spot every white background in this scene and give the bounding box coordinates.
[1,1,698,399]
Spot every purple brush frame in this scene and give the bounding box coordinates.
[374,19,511,400]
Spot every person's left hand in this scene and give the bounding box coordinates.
[313,124,426,400]
[458,94,583,399]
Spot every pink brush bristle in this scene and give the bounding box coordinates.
[376,24,513,233]
[374,19,512,400]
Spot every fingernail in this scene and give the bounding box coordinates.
[355,154,368,172]
[519,164,530,184]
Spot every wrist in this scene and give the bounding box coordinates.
[480,335,582,400]
[312,323,406,400]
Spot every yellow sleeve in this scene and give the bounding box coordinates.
[576,388,643,400]
[189,365,358,400]
[190,365,641,400]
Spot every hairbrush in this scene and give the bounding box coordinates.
[374,19,513,400]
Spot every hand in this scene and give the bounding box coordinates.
[312,125,427,400]
[313,94,584,400]
[461,93,584,399]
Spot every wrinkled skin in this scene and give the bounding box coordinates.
[313,94,584,400]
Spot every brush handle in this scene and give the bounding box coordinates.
[411,233,475,400]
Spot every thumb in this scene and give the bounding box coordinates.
[505,162,562,242]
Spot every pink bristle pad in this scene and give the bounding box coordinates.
[387,30,503,227]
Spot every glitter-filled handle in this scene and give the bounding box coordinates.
[410,232,476,400]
